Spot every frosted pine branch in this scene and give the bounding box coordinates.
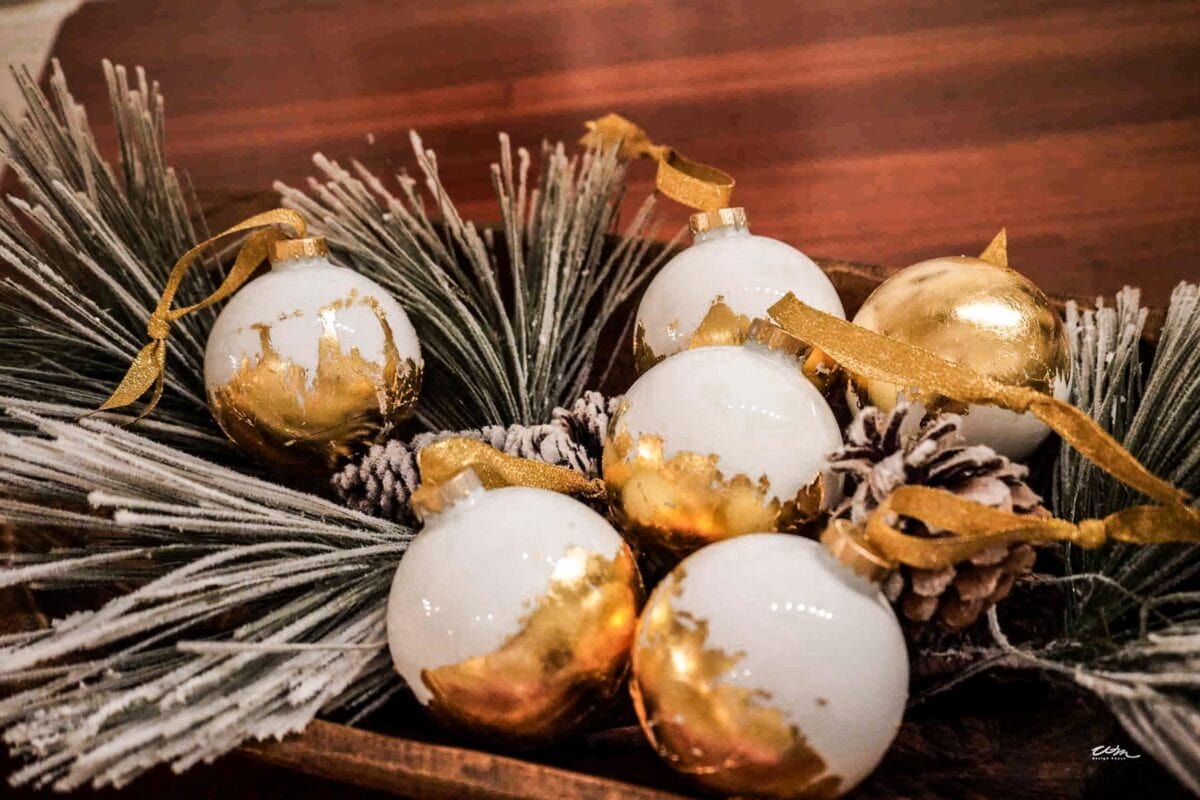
[0,408,412,790]
[277,134,679,431]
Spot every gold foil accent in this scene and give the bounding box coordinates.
[269,236,329,262]
[978,228,1008,268]
[689,297,753,350]
[421,544,642,744]
[603,410,825,557]
[843,254,1069,414]
[747,318,806,359]
[633,299,753,374]
[208,290,421,475]
[633,321,665,374]
[631,567,841,798]
[689,207,747,236]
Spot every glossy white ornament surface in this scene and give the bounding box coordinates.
[204,256,421,391]
[635,225,845,367]
[613,344,843,507]
[631,534,909,797]
[386,485,641,742]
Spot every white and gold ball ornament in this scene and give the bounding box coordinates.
[630,533,908,799]
[386,470,642,745]
[604,320,843,558]
[203,236,422,475]
[634,207,845,373]
[847,231,1069,461]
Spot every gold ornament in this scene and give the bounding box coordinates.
[845,231,1069,458]
[631,565,841,799]
[421,543,641,743]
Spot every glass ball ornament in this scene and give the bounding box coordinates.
[386,470,643,746]
[633,207,845,374]
[630,533,908,799]
[604,320,843,558]
[203,236,422,475]
[847,248,1069,461]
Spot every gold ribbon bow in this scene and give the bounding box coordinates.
[98,209,307,420]
[767,294,1198,572]
[581,113,735,211]
[411,437,606,513]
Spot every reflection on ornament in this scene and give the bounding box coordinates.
[204,237,422,475]
[630,534,908,799]
[633,208,844,374]
[387,475,642,746]
[605,324,842,559]
[847,231,1069,460]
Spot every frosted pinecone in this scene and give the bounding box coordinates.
[332,392,621,523]
[829,402,1043,630]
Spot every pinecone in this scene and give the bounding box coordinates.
[332,391,622,523]
[828,402,1044,631]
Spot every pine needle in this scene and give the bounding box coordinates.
[275,134,679,431]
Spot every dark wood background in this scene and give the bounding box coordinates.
[7,1,1198,798]
[40,0,1200,307]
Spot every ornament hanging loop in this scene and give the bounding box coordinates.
[96,208,307,421]
[581,113,735,211]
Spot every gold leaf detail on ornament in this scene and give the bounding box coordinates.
[421,544,642,744]
[603,414,825,557]
[633,321,666,374]
[208,290,421,476]
[688,297,752,350]
[978,228,1008,268]
[634,300,754,375]
[848,256,1069,413]
[631,568,841,799]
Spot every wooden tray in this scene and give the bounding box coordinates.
[235,258,1178,799]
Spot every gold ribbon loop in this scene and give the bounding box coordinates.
[862,486,1200,571]
[767,294,1189,506]
[581,113,734,211]
[97,209,307,420]
[415,437,606,500]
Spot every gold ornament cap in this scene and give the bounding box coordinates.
[820,518,893,583]
[410,467,484,521]
[746,318,806,360]
[269,236,329,263]
[688,207,747,236]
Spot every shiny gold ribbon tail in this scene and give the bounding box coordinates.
[768,294,1188,506]
[97,209,307,420]
[581,113,734,211]
[860,486,1200,571]
[412,437,606,513]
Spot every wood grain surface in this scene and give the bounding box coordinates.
[39,0,1200,307]
[9,2,1197,799]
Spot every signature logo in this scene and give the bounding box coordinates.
[1091,745,1142,761]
